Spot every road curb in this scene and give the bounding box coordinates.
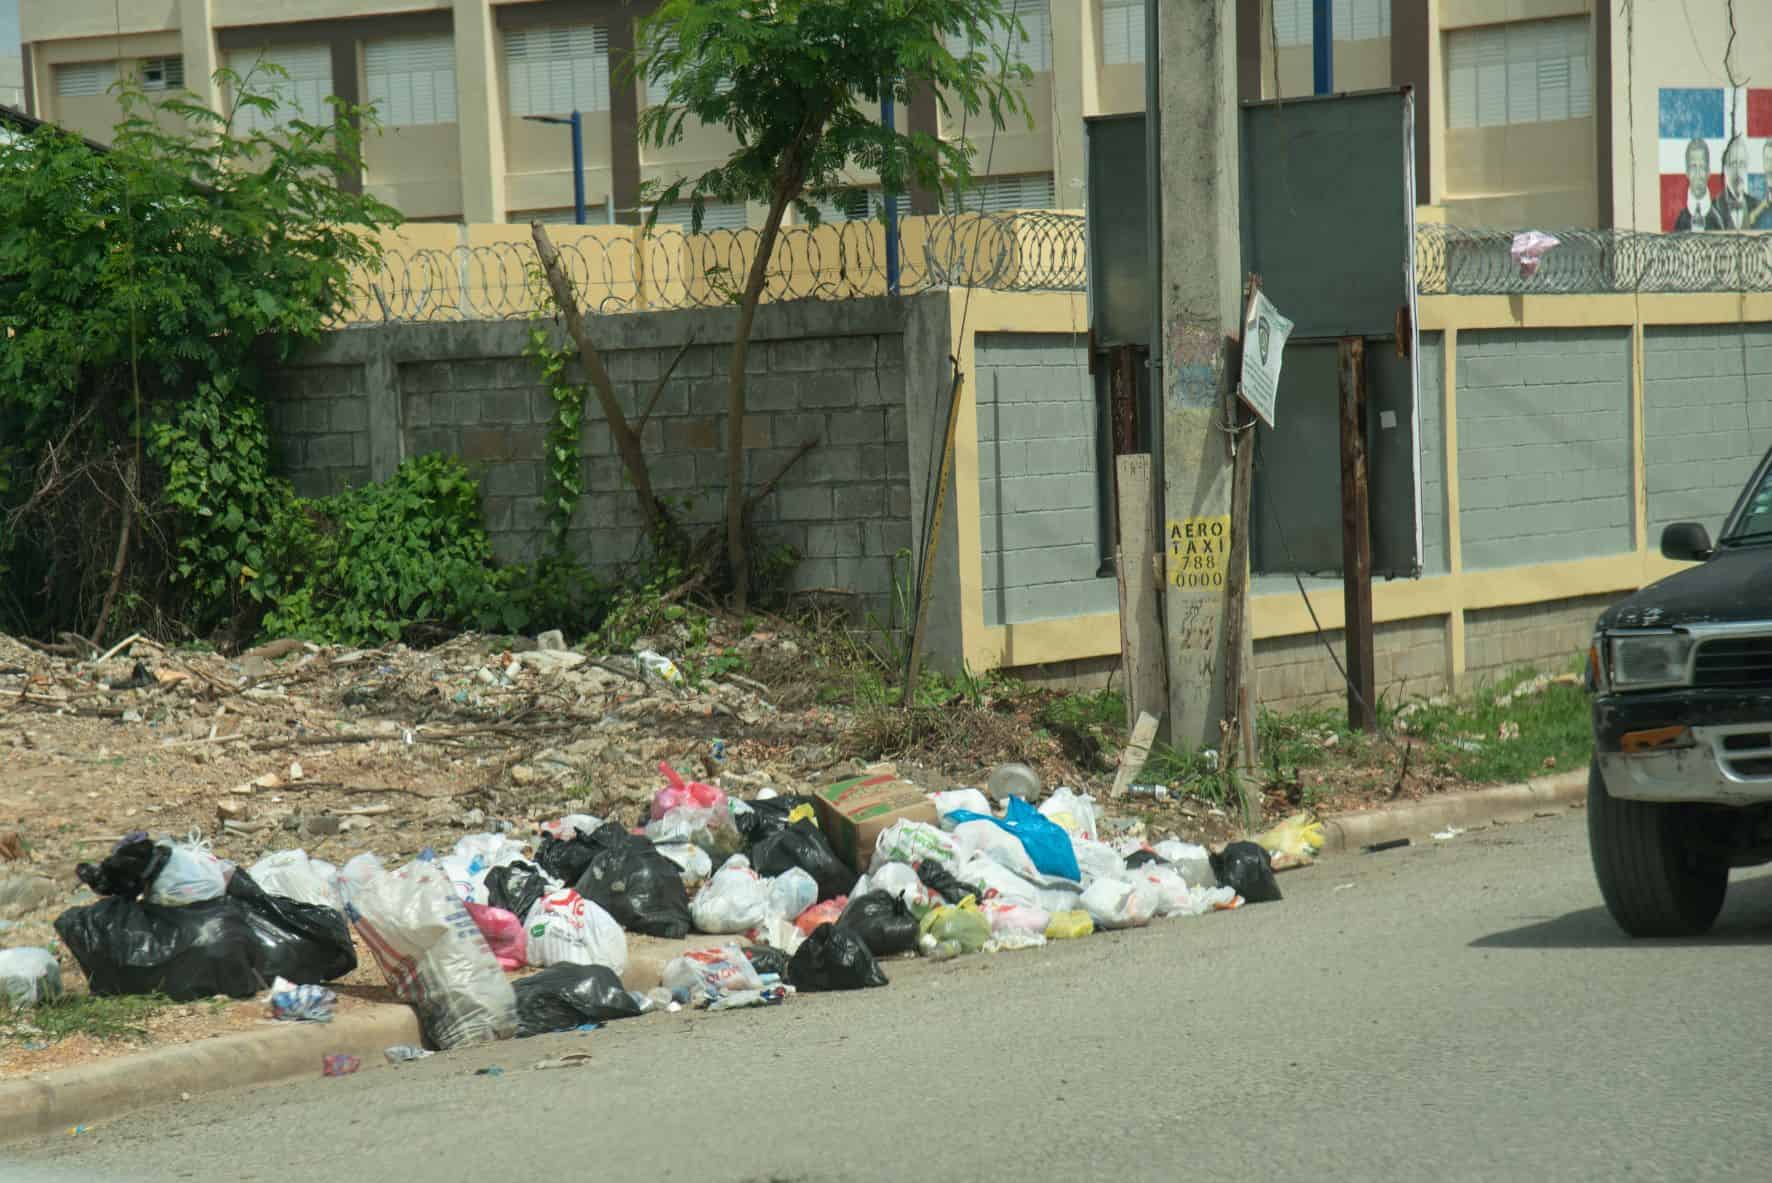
[0,1001,422,1145]
[1320,768,1589,853]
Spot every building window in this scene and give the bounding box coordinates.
[1102,0,1145,67]
[948,0,1053,73]
[55,61,116,98]
[365,35,457,127]
[511,206,613,226]
[505,24,609,117]
[1273,0,1391,48]
[140,56,184,91]
[813,187,885,222]
[643,33,732,107]
[951,171,1056,212]
[225,44,333,133]
[1446,17,1591,130]
[650,198,748,231]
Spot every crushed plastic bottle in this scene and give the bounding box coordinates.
[1125,783,1172,801]
[384,1045,434,1064]
[986,762,1041,802]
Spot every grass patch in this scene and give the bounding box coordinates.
[1389,664,1591,785]
[6,992,177,1043]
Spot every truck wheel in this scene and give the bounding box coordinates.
[1588,759,1727,937]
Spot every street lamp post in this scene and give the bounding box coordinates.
[522,110,587,225]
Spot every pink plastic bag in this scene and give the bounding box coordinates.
[465,902,527,971]
[793,895,848,936]
[650,762,727,821]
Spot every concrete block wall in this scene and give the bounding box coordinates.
[263,364,373,497]
[264,298,928,625]
[1456,328,1633,569]
[1417,332,1449,575]
[1642,323,1772,539]
[1253,616,1451,713]
[1463,593,1610,682]
[976,332,1118,627]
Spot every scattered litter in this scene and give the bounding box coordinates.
[514,964,642,1036]
[1256,813,1325,861]
[384,1045,433,1064]
[706,985,790,1011]
[1211,842,1282,903]
[1497,721,1520,742]
[1432,826,1464,842]
[0,947,63,1008]
[269,976,337,1022]
[322,1054,360,1077]
[1364,838,1411,854]
[534,1053,593,1071]
[475,1066,504,1078]
[1333,882,1355,893]
[1111,713,1159,797]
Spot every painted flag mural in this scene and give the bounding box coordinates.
[1658,87,1772,232]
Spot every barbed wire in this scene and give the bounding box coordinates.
[348,211,1090,324]
[345,217,1772,322]
[1417,224,1772,295]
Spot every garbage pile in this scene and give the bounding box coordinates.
[4,758,1325,1056]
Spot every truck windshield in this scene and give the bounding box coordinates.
[1722,470,1772,544]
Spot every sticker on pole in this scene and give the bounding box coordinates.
[1238,289,1293,429]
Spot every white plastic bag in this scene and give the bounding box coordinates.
[0,947,62,1007]
[866,861,936,909]
[931,788,991,825]
[956,854,1081,914]
[346,859,518,1049]
[1080,875,1160,930]
[541,813,603,841]
[338,852,387,904]
[1152,840,1215,889]
[764,866,818,921]
[1135,863,1193,918]
[951,819,1042,881]
[247,850,341,911]
[146,841,228,906]
[437,853,490,905]
[524,888,628,974]
[452,833,528,870]
[1070,838,1129,886]
[1038,788,1099,842]
[662,943,763,1002]
[753,913,806,956]
[657,842,713,886]
[870,819,960,872]
[981,899,1050,937]
[691,863,769,933]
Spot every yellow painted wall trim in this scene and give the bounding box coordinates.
[1423,292,1772,333]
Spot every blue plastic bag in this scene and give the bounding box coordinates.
[945,797,1081,881]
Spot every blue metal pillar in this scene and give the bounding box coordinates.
[1312,0,1333,95]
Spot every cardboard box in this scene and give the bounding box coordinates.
[811,773,940,871]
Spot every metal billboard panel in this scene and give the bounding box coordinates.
[1240,89,1422,579]
[1085,113,1152,348]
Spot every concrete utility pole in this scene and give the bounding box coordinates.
[1155,0,1248,750]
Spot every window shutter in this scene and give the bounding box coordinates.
[56,62,117,98]
[366,35,457,127]
[226,44,332,133]
[1446,17,1589,131]
[507,25,609,117]
[1102,0,1145,66]
[141,56,184,91]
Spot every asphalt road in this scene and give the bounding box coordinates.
[11,810,1772,1182]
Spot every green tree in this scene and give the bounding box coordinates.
[0,70,400,639]
[629,0,1033,609]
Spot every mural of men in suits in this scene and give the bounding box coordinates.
[1674,138,1724,231]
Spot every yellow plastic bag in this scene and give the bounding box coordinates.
[1044,909,1094,940]
[1256,813,1324,860]
[918,898,991,955]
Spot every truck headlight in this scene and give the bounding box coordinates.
[1607,632,1693,689]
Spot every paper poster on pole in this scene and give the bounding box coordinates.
[1238,289,1292,429]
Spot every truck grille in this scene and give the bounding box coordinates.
[1693,636,1772,689]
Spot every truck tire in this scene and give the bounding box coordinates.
[1587,759,1726,937]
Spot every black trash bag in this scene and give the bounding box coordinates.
[1211,841,1282,903]
[535,832,600,887]
[1124,850,1169,870]
[227,869,356,984]
[513,964,643,1037]
[485,860,548,922]
[574,823,693,939]
[75,835,170,899]
[734,794,819,843]
[54,896,264,1000]
[740,945,790,977]
[914,859,982,906]
[749,820,855,902]
[785,923,888,992]
[836,891,920,957]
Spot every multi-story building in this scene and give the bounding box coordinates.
[1,0,23,110]
[11,2,1770,235]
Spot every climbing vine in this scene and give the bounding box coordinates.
[524,324,586,558]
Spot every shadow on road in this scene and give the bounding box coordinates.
[1471,872,1772,949]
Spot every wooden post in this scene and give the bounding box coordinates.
[1220,279,1261,791]
[1338,336,1377,732]
[903,369,966,694]
[1115,454,1166,733]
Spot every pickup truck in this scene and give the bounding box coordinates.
[1587,451,1772,936]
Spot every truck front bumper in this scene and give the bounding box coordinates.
[1599,723,1772,804]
